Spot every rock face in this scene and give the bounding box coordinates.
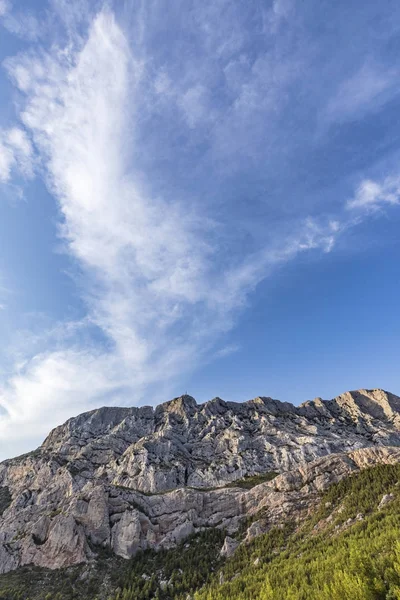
[220,536,239,558]
[0,388,400,573]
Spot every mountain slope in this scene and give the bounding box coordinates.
[1,459,400,599]
[40,389,400,494]
[194,462,400,600]
[0,389,400,577]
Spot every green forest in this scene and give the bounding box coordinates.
[194,463,400,600]
[1,463,400,600]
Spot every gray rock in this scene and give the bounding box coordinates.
[220,536,239,558]
[378,493,394,509]
[111,510,142,558]
[0,389,400,572]
[244,521,265,543]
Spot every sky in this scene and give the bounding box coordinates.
[0,0,400,460]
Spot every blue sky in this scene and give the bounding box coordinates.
[0,0,400,459]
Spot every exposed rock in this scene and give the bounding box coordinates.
[20,514,89,570]
[0,389,400,573]
[378,493,394,509]
[111,510,142,559]
[244,521,265,543]
[31,515,51,545]
[38,389,400,494]
[82,485,110,546]
[220,536,239,558]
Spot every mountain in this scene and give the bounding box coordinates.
[1,388,400,596]
[190,459,400,600]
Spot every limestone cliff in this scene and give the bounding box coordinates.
[0,388,400,573]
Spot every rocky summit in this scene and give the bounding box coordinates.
[1,388,400,574]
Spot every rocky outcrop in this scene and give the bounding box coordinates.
[220,536,239,558]
[0,389,400,573]
[37,389,400,494]
[378,493,395,509]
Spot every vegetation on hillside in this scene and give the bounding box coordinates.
[0,528,224,600]
[0,559,121,600]
[1,463,400,599]
[195,463,400,600]
[111,528,225,600]
[0,488,12,517]
[224,472,278,489]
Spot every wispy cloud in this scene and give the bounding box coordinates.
[0,0,341,452]
[324,61,400,125]
[214,344,241,359]
[0,127,33,183]
[0,0,10,18]
[0,1,42,41]
[264,0,293,33]
[347,177,400,212]
[0,1,400,459]
[0,8,242,453]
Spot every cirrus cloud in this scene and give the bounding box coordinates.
[0,1,400,460]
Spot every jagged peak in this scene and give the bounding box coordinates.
[157,394,198,417]
[333,389,400,420]
[201,396,228,415]
[250,396,296,413]
[3,385,400,582]
[169,394,197,408]
[38,388,400,456]
[300,388,392,406]
[298,389,400,424]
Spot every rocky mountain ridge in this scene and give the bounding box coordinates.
[40,388,400,492]
[1,388,400,574]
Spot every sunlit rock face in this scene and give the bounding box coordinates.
[1,388,400,573]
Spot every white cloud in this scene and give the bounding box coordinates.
[347,177,400,212]
[0,127,33,183]
[0,0,43,41]
[214,344,240,359]
[264,0,293,32]
[0,3,393,460]
[325,62,399,124]
[0,0,10,17]
[0,347,132,458]
[0,8,227,455]
[179,84,212,129]
[2,13,41,40]
[143,1,301,165]
[0,208,341,459]
[0,143,14,183]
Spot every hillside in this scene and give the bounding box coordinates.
[1,459,400,599]
[1,389,400,598]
